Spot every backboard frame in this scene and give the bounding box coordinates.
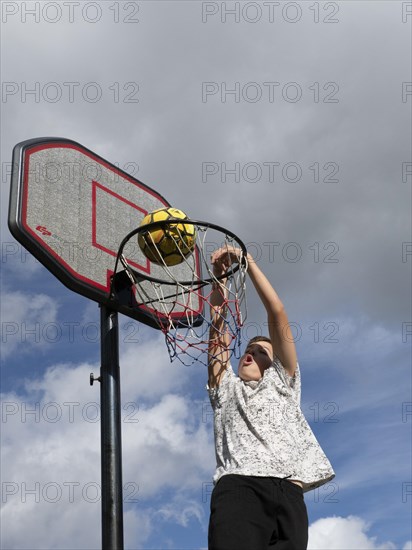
[8,137,204,328]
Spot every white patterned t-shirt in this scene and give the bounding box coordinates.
[207,359,335,493]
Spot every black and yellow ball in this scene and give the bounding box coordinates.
[138,207,196,266]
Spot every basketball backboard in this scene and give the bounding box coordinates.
[8,137,203,328]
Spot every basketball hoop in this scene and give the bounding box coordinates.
[110,219,248,366]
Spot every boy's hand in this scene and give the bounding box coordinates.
[211,246,245,277]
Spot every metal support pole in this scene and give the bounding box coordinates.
[100,305,124,550]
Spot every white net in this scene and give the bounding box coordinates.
[115,221,248,366]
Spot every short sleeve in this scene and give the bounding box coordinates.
[206,363,235,409]
[271,358,301,403]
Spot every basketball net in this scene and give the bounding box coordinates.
[113,221,248,367]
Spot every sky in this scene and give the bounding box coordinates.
[1,1,411,549]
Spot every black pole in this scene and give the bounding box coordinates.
[100,305,124,550]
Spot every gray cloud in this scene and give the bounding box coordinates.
[1,2,410,548]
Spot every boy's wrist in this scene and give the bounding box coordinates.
[246,252,256,266]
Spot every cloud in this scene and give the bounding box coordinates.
[154,496,205,528]
[308,515,407,550]
[5,346,409,550]
[0,290,59,359]
[0,347,213,549]
[1,2,410,549]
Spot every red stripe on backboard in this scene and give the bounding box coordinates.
[22,150,108,292]
[20,142,169,293]
[91,180,150,273]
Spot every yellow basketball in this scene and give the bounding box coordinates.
[138,207,196,266]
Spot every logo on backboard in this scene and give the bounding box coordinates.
[35,225,52,236]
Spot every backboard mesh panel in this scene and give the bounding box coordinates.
[15,140,202,321]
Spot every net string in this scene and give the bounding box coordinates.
[117,224,247,367]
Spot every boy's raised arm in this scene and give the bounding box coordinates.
[247,258,298,377]
[208,246,298,380]
[207,253,231,388]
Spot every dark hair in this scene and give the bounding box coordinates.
[247,336,272,347]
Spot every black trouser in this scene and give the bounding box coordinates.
[208,474,308,550]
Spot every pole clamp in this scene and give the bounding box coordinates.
[90,372,101,386]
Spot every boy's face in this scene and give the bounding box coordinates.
[238,340,274,381]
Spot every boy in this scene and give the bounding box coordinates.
[207,246,335,550]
